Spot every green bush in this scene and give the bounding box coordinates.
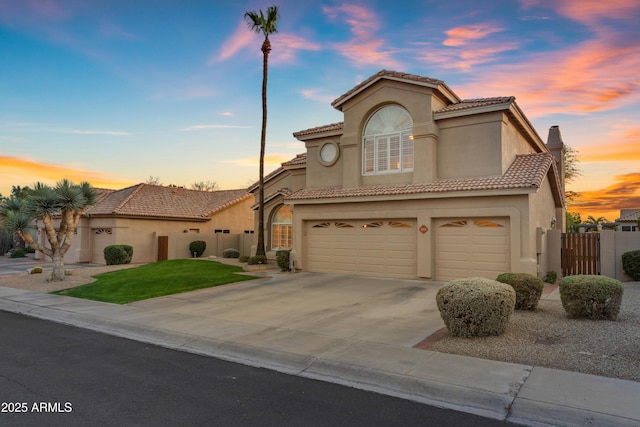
[496,272,544,310]
[436,277,516,337]
[247,255,267,265]
[543,270,558,284]
[104,245,133,265]
[0,229,13,255]
[222,248,240,258]
[9,249,27,258]
[621,250,640,280]
[238,255,249,263]
[559,275,623,320]
[30,266,43,274]
[276,250,291,271]
[189,240,206,258]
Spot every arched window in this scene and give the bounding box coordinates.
[362,105,413,175]
[271,205,292,250]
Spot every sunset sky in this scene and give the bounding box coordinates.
[1,0,638,222]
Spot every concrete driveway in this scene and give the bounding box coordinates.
[130,271,447,348]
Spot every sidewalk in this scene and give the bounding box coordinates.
[1,273,639,426]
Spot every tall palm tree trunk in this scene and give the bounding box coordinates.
[256,37,271,257]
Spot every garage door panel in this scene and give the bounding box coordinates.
[305,219,416,278]
[436,217,509,281]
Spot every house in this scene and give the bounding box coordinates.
[616,209,640,232]
[250,70,565,281]
[35,184,253,264]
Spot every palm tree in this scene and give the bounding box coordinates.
[244,5,280,257]
[0,179,97,281]
[585,215,608,224]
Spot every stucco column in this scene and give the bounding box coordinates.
[412,121,438,183]
[341,131,359,188]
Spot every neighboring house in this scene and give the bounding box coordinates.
[250,70,565,281]
[35,184,253,264]
[616,209,640,232]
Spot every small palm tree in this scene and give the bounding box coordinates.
[0,179,97,281]
[244,5,280,257]
[585,215,608,224]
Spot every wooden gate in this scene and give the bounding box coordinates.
[561,233,600,276]
[157,236,168,261]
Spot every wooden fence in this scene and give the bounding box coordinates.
[561,233,600,276]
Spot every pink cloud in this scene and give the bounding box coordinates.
[214,20,320,64]
[322,4,402,69]
[271,33,321,63]
[443,24,504,47]
[454,35,640,117]
[214,20,258,62]
[521,0,639,26]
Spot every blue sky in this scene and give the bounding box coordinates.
[1,0,639,220]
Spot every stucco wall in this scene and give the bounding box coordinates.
[528,175,562,277]
[437,112,505,179]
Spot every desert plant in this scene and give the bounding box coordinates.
[276,249,291,271]
[30,266,43,274]
[9,248,27,258]
[247,255,267,265]
[621,250,640,280]
[222,248,240,258]
[189,240,206,258]
[543,270,558,284]
[239,255,250,263]
[0,229,14,255]
[496,272,544,310]
[559,275,623,320]
[104,245,133,265]
[436,277,516,337]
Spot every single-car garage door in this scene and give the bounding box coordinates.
[305,219,416,278]
[435,218,510,281]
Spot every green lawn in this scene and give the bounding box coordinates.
[52,259,259,304]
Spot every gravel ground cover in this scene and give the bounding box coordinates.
[430,282,640,382]
[1,265,638,382]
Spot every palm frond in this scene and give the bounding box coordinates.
[55,179,86,210]
[2,209,34,233]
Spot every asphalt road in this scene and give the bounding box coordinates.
[0,311,516,426]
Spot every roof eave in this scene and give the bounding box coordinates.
[286,187,538,205]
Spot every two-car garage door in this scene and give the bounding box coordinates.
[305,217,509,280]
[305,219,417,278]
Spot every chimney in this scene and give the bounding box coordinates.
[546,125,565,193]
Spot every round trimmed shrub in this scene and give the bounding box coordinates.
[621,250,640,280]
[247,255,267,265]
[496,272,544,310]
[30,266,43,274]
[104,245,133,265]
[238,255,249,263]
[222,248,240,258]
[559,275,623,320]
[436,277,516,337]
[189,240,206,258]
[543,270,558,284]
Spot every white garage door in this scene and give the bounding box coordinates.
[435,218,510,281]
[92,228,114,263]
[305,219,416,278]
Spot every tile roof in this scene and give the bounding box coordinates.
[250,188,292,210]
[617,209,640,222]
[435,97,515,114]
[331,70,446,108]
[85,184,250,221]
[293,122,344,138]
[281,153,308,166]
[287,153,555,201]
[248,154,308,192]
